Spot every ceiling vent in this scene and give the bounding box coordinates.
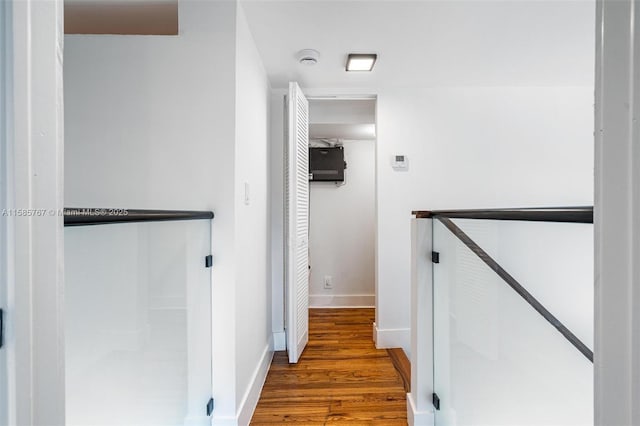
[297,49,320,65]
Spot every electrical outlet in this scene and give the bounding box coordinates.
[323,275,333,289]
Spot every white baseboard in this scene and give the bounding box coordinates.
[309,294,374,308]
[407,392,435,426]
[374,323,411,355]
[210,416,237,426]
[272,331,286,351]
[236,341,274,426]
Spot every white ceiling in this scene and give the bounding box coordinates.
[241,0,595,89]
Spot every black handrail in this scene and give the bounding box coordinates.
[64,208,214,227]
[436,216,593,362]
[413,206,593,223]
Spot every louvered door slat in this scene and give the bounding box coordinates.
[285,82,309,363]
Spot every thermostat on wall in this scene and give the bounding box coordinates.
[391,155,409,171]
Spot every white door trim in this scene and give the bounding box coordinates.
[5,0,65,423]
[595,1,640,424]
[0,0,10,423]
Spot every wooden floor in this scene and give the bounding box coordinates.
[250,308,408,425]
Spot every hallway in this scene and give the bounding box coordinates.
[251,309,407,425]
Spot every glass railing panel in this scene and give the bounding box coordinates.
[450,218,593,350]
[432,219,593,426]
[64,220,212,426]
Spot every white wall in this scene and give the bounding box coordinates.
[374,86,594,354]
[309,140,375,307]
[268,92,286,350]
[234,4,272,423]
[65,1,272,423]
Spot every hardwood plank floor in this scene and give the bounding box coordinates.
[251,308,408,425]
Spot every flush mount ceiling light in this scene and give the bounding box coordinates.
[346,53,377,72]
[297,49,320,65]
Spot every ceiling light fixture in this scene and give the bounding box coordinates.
[346,53,377,72]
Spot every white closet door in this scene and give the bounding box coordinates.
[285,82,309,363]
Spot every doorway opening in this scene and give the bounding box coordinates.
[307,98,377,310]
[283,90,378,364]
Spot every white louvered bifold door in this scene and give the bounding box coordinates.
[285,82,309,364]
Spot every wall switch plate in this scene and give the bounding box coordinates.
[324,275,333,289]
[244,182,250,205]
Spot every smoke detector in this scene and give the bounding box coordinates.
[297,49,320,65]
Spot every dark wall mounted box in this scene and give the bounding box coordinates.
[309,146,345,182]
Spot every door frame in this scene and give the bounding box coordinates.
[594,0,640,424]
[272,90,378,353]
[3,0,65,424]
[0,0,9,422]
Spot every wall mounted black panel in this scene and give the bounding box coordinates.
[309,146,345,182]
